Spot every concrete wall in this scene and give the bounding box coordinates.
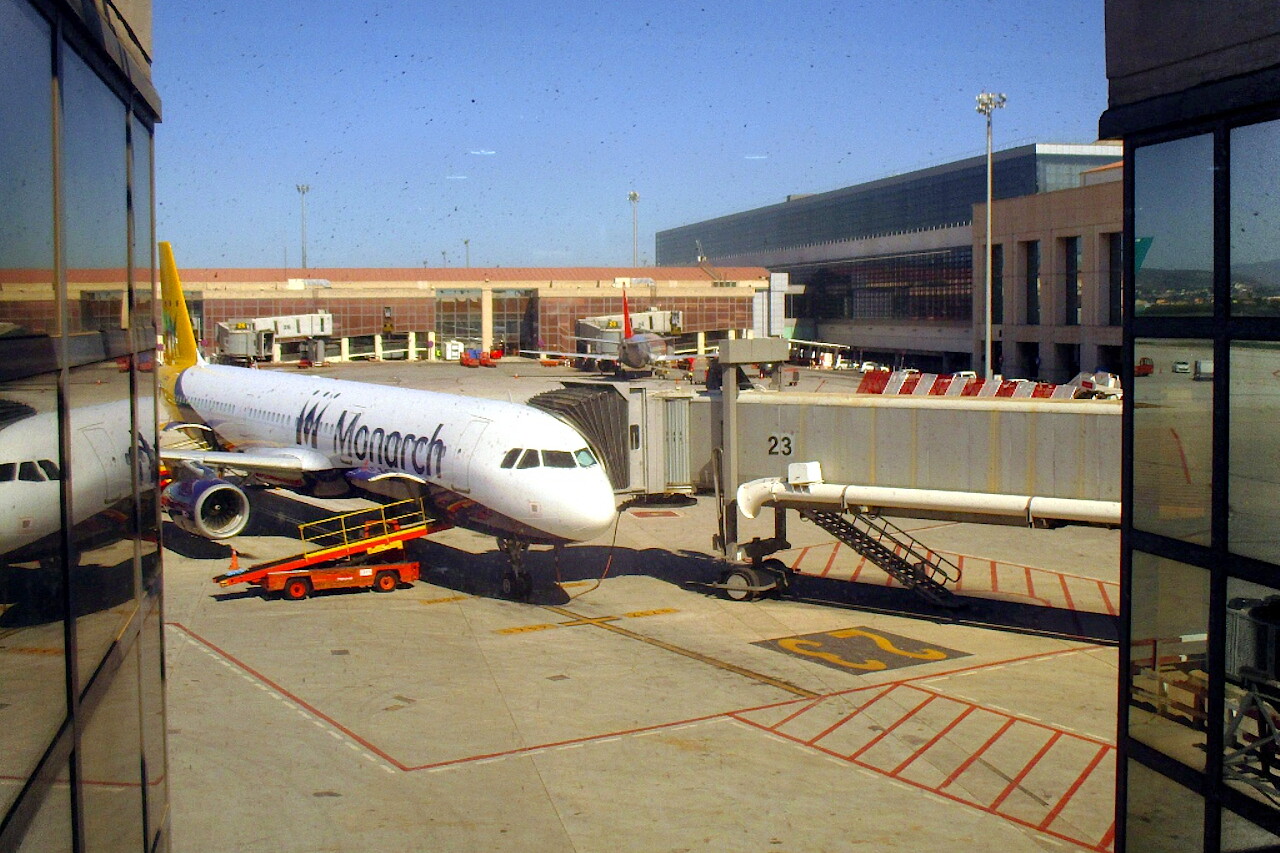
[1105,1,1280,107]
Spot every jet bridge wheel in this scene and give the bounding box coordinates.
[722,566,761,602]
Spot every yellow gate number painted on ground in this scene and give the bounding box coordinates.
[777,628,949,671]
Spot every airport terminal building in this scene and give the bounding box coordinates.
[162,265,775,359]
[657,143,1123,376]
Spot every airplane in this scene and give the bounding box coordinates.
[155,242,618,597]
[0,396,155,589]
[522,291,692,375]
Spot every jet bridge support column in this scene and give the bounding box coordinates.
[714,337,790,561]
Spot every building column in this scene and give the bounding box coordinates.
[481,288,494,353]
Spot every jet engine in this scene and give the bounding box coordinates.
[162,478,250,539]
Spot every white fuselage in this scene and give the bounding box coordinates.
[170,364,617,543]
[0,398,151,560]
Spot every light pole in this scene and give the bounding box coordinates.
[296,184,310,270]
[628,191,639,268]
[975,92,1006,380]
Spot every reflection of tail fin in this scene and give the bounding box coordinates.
[158,242,200,369]
[622,289,633,339]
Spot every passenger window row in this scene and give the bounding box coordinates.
[0,459,61,482]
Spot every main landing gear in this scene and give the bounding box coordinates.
[498,537,533,599]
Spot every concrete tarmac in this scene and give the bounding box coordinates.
[162,359,1119,852]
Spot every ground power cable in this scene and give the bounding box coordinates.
[557,507,624,599]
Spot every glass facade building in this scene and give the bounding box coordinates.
[657,144,1122,371]
[1102,3,1280,849]
[0,0,167,850]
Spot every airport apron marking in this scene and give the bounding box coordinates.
[759,626,969,674]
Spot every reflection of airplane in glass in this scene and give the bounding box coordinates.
[523,291,689,375]
[156,243,617,597]
[0,397,153,567]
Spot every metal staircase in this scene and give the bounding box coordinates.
[800,509,962,607]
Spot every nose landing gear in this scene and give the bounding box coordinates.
[498,537,533,599]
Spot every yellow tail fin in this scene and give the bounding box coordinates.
[158,241,200,370]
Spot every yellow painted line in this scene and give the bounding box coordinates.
[557,615,620,628]
[2,647,64,656]
[495,608,676,636]
[557,581,595,589]
[543,605,818,699]
[496,624,559,635]
[419,595,469,606]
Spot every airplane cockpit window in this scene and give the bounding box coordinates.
[543,450,575,469]
[37,459,60,480]
[516,449,540,469]
[574,448,598,467]
[500,448,521,469]
[0,462,15,481]
[18,461,44,482]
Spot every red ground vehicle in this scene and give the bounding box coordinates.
[1135,356,1154,376]
[212,499,450,600]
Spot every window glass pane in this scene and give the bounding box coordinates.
[1024,241,1040,325]
[543,450,575,468]
[1231,119,1280,316]
[69,365,138,682]
[575,448,598,467]
[139,600,168,841]
[1132,339,1213,544]
[1224,578,1280,819]
[0,385,66,818]
[1133,134,1214,316]
[1129,552,1209,769]
[1125,758,1205,853]
[1230,343,1280,562]
[131,115,155,348]
[0,0,55,362]
[500,448,521,469]
[63,49,128,345]
[517,449,540,469]
[80,642,144,851]
[1221,800,1280,851]
[14,758,73,852]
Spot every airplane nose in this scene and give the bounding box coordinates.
[563,473,618,541]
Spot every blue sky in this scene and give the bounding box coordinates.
[153,1,1107,269]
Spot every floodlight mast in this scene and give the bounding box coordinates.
[976,92,1006,380]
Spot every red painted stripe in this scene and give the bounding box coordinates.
[1024,565,1035,598]
[770,697,825,731]
[990,559,999,591]
[988,730,1062,811]
[940,717,1016,789]
[1037,743,1112,832]
[1098,820,1117,849]
[1058,573,1076,610]
[849,554,867,581]
[890,703,977,777]
[790,546,810,571]
[820,543,840,577]
[848,693,938,761]
[1170,427,1193,484]
[806,685,895,745]
[1099,580,1118,616]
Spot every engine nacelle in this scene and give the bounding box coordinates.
[162,478,250,539]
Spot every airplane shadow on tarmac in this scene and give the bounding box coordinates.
[167,489,1119,642]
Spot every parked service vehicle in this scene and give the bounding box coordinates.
[1172,360,1191,374]
[1135,357,1154,376]
[1193,359,1214,381]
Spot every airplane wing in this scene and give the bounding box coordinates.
[161,446,336,475]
